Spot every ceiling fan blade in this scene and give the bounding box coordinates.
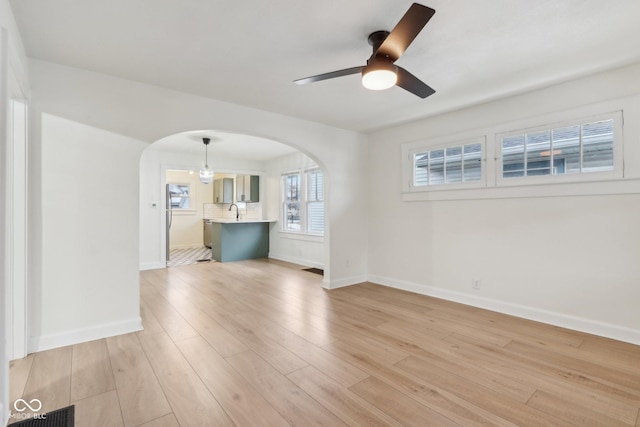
[294,66,364,85]
[396,66,435,98]
[375,3,435,62]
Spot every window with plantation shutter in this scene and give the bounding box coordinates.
[281,169,325,236]
[498,113,621,185]
[413,142,483,186]
[401,109,626,201]
[307,169,324,234]
[408,138,486,191]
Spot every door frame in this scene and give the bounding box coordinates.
[6,97,29,360]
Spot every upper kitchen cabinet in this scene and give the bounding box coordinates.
[213,177,234,204]
[236,175,259,203]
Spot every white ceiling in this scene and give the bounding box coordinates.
[150,130,298,162]
[10,0,640,134]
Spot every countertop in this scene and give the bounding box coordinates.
[204,218,276,224]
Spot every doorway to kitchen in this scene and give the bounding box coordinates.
[139,129,328,279]
[165,168,213,267]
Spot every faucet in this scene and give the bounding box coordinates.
[229,203,239,221]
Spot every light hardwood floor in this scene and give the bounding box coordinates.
[9,259,640,426]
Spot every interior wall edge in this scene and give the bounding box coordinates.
[325,274,368,290]
[367,274,640,346]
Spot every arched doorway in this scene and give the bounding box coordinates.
[139,129,330,283]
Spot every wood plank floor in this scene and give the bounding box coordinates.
[9,259,640,426]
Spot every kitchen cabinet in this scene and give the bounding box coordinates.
[236,175,259,203]
[213,177,233,204]
[208,220,272,262]
[203,220,213,248]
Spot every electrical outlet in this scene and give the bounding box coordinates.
[472,279,481,290]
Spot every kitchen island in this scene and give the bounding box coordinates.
[204,219,275,262]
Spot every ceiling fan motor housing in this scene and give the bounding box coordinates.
[368,30,390,53]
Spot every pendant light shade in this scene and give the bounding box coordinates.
[199,137,214,184]
[199,166,213,184]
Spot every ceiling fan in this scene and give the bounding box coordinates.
[294,3,436,98]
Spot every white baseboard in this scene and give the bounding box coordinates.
[28,317,143,353]
[268,253,324,269]
[368,274,640,345]
[268,254,364,290]
[139,261,166,271]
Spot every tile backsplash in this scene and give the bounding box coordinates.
[203,202,262,220]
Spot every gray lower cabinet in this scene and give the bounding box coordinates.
[210,222,269,262]
[203,221,213,248]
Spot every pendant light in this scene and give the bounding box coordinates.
[199,137,214,184]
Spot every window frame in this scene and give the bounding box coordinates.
[496,111,624,187]
[167,182,192,210]
[401,104,634,202]
[280,169,325,236]
[282,172,301,232]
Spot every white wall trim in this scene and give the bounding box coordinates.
[277,231,324,243]
[139,261,166,271]
[268,253,324,269]
[324,274,367,290]
[28,317,143,353]
[402,177,640,202]
[368,274,640,345]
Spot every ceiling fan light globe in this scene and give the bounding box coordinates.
[362,65,398,91]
